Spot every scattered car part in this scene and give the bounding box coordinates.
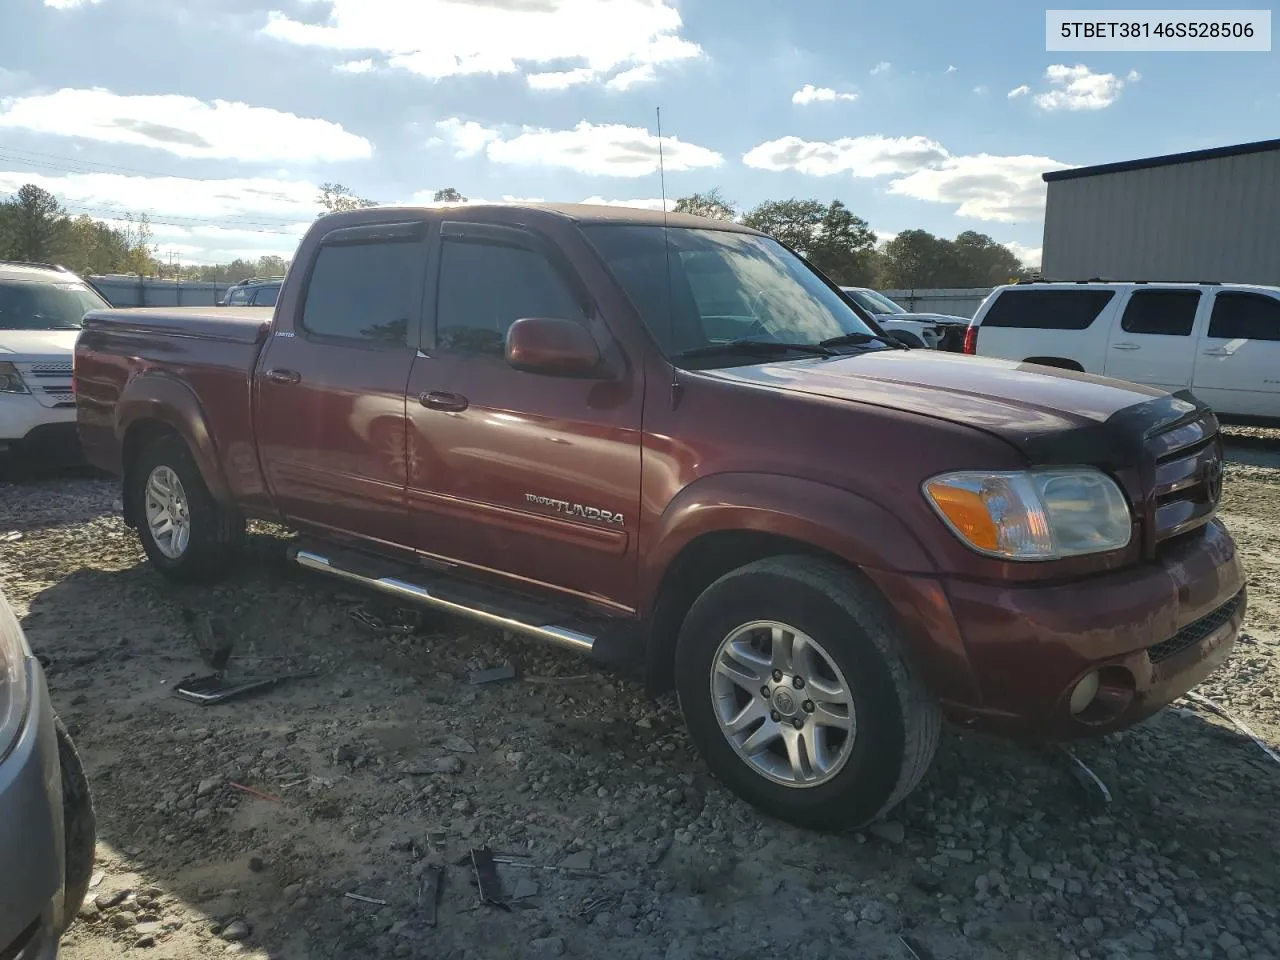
[1183,691,1280,767]
[470,848,508,910]
[469,663,517,685]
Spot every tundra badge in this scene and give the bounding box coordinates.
[525,494,624,526]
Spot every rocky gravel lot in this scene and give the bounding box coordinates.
[2,428,1279,960]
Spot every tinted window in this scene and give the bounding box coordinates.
[583,225,879,361]
[435,238,584,356]
[301,241,423,345]
[980,289,1114,330]
[0,280,107,330]
[252,284,280,307]
[226,288,250,305]
[1120,290,1199,336]
[1207,292,1280,341]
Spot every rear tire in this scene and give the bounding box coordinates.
[56,717,96,928]
[674,556,940,830]
[128,434,244,583]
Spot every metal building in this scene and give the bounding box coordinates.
[1040,137,1280,284]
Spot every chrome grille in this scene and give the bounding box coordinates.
[1145,415,1222,546]
[26,362,73,377]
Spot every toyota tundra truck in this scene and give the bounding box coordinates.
[72,203,1246,830]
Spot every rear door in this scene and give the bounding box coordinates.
[254,219,426,549]
[404,219,644,612]
[1102,288,1202,391]
[1191,289,1280,418]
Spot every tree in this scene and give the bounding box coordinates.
[317,182,377,214]
[432,187,467,203]
[0,184,65,262]
[880,229,1030,288]
[741,198,878,285]
[952,230,1028,285]
[673,188,736,221]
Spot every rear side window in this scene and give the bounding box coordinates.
[1207,292,1280,341]
[1120,290,1200,336]
[435,238,585,356]
[301,240,423,345]
[980,289,1114,330]
[252,284,280,307]
[227,288,250,305]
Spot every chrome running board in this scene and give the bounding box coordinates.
[291,548,597,655]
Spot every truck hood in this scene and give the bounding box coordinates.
[0,328,79,361]
[877,312,970,326]
[702,350,1202,465]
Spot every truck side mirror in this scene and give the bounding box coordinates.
[505,317,602,378]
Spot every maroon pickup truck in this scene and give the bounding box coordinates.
[73,203,1245,829]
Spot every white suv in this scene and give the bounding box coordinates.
[966,281,1280,421]
[0,262,110,461]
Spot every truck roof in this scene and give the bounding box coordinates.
[327,202,761,233]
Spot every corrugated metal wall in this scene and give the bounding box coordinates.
[882,288,990,318]
[88,276,231,307]
[1042,149,1280,283]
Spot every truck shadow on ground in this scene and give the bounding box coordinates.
[21,548,1280,960]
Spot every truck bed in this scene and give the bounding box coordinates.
[75,306,273,501]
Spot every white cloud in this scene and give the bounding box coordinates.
[606,65,657,91]
[973,85,989,95]
[888,153,1071,222]
[433,118,500,158]
[0,88,372,162]
[527,68,595,91]
[436,118,723,177]
[336,58,375,74]
[44,0,101,8]
[870,61,892,75]
[791,84,858,105]
[743,132,1070,223]
[743,134,949,178]
[1007,84,1031,99]
[261,0,701,88]
[945,65,957,74]
[0,169,319,263]
[1034,64,1136,111]
[1002,241,1042,268]
[580,196,673,211]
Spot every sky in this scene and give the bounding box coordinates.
[0,0,1275,270]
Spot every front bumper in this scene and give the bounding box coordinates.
[879,519,1245,739]
[0,393,78,458]
[0,659,65,960]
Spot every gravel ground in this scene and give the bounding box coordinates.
[2,427,1278,960]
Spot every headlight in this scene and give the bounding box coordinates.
[0,362,29,395]
[924,468,1132,560]
[0,598,32,761]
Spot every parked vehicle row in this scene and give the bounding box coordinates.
[73,202,1245,829]
[217,276,285,308]
[839,286,970,351]
[965,281,1280,421]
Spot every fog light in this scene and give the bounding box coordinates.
[1069,671,1101,715]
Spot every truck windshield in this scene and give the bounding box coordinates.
[0,280,109,330]
[844,287,907,315]
[582,225,884,366]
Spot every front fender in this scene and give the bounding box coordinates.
[641,472,936,609]
[116,371,231,504]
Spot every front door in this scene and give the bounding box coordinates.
[404,220,644,613]
[1102,288,1201,391]
[1191,289,1280,418]
[254,220,427,550]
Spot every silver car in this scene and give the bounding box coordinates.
[0,588,95,959]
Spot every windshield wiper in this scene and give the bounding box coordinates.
[818,331,906,350]
[675,339,838,361]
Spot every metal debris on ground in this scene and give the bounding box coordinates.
[1183,691,1280,767]
[343,893,388,906]
[418,866,441,926]
[1,531,22,542]
[229,782,283,803]
[898,934,937,960]
[347,607,385,631]
[490,855,601,878]
[172,670,316,705]
[1057,745,1113,805]
[577,896,617,922]
[470,847,509,910]
[468,663,517,685]
[511,878,539,901]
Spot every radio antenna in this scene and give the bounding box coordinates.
[656,106,681,405]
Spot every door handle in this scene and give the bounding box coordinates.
[419,391,469,412]
[1201,348,1231,356]
[1111,343,1140,351]
[265,368,301,384]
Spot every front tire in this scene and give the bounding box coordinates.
[56,717,96,928]
[674,556,940,830]
[128,435,244,583]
